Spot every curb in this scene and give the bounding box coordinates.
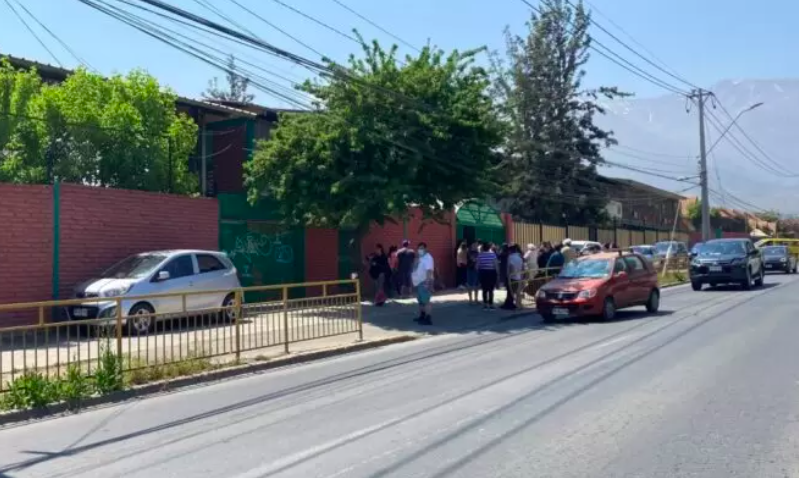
[0,334,419,428]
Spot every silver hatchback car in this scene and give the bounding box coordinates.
[68,250,241,334]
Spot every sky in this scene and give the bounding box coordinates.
[2,0,798,105]
[1,0,797,213]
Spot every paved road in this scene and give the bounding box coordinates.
[2,274,799,477]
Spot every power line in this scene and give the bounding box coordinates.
[225,0,326,58]
[564,0,698,90]
[328,0,420,52]
[268,0,360,45]
[516,0,689,96]
[13,0,95,70]
[712,97,799,176]
[3,0,62,66]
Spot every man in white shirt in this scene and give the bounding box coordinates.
[502,244,525,310]
[412,242,435,325]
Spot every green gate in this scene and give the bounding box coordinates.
[218,193,305,300]
[456,200,506,245]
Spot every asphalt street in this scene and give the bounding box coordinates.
[2,274,799,478]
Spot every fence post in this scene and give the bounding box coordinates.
[282,286,290,354]
[115,298,123,361]
[322,283,327,298]
[234,290,243,361]
[355,279,363,341]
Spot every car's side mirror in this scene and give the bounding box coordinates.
[156,270,171,281]
[690,251,697,258]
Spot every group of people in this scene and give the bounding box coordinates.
[366,240,435,325]
[455,238,622,309]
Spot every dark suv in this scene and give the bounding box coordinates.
[689,238,764,291]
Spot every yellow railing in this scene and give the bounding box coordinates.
[507,267,559,309]
[0,279,361,393]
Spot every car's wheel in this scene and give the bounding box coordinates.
[127,302,155,335]
[601,297,616,321]
[220,293,237,322]
[742,267,753,290]
[691,281,702,291]
[754,267,764,287]
[645,289,660,313]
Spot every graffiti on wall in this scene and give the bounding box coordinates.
[226,231,294,277]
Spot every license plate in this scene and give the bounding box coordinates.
[709,265,722,272]
[552,307,569,317]
[766,264,774,269]
[73,308,88,318]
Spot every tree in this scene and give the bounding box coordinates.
[245,39,503,235]
[492,0,629,224]
[203,56,254,104]
[0,59,198,193]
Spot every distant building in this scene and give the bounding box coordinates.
[599,177,686,230]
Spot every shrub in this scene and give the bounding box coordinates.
[3,372,61,410]
[94,347,124,394]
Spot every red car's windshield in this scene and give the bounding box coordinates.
[559,259,611,279]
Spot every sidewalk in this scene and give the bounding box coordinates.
[0,288,530,380]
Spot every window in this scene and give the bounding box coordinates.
[197,254,227,274]
[161,255,195,280]
[624,256,645,271]
[614,258,627,274]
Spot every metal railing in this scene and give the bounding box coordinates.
[508,267,559,309]
[0,279,361,393]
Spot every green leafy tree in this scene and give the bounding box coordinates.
[0,59,198,193]
[492,0,629,224]
[245,39,503,234]
[203,55,255,104]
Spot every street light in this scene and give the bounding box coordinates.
[705,102,764,157]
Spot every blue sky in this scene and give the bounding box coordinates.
[1,0,797,106]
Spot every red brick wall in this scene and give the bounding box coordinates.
[304,228,339,295]
[0,185,53,320]
[361,209,456,291]
[57,184,219,299]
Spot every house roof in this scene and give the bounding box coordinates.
[2,53,264,120]
[600,176,687,201]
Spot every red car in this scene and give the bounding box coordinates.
[536,252,660,322]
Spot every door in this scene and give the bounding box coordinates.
[610,258,633,307]
[190,253,233,311]
[623,255,650,303]
[149,254,197,315]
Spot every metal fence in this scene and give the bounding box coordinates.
[0,279,361,393]
[512,221,690,248]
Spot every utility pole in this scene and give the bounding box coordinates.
[690,89,712,241]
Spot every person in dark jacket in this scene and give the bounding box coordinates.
[545,244,565,276]
[537,241,553,276]
[498,243,509,289]
[367,244,391,305]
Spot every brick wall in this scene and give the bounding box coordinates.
[58,184,219,299]
[304,228,339,295]
[0,185,53,319]
[361,209,456,291]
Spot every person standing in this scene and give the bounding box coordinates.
[537,242,553,276]
[456,241,468,290]
[466,241,480,304]
[412,242,435,325]
[396,240,416,298]
[502,244,524,310]
[367,244,390,306]
[388,245,399,297]
[524,243,538,276]
[546,244,566,276]
[561,238,577,265]
[498,243,510,289]
[477,242,499,309]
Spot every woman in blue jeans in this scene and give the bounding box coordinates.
[466,242,480,304]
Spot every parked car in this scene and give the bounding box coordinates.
[690,242,703,256]
[654,240,689,260]
[761,245,797,274]
[568,240,604,255]
[67,250,241,334]
[629,245,656,262]
[536,251,660,322]
[689,238,764,291]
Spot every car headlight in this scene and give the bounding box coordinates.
[577,289,597,299]
[536,289,547,299]
[102,285,131,298]
[781,257,787,263]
